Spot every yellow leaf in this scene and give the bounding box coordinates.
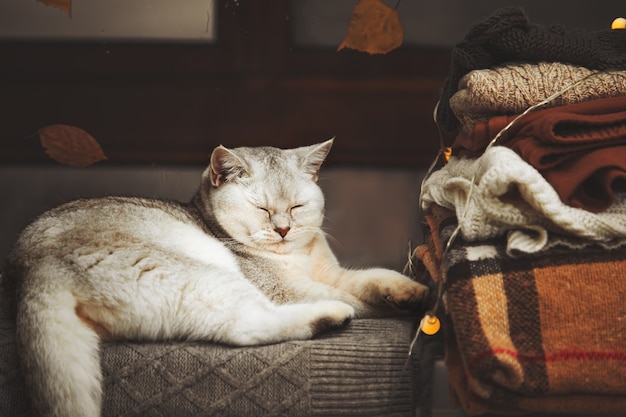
[38,125,107,167]
[37,0,72,17]
[338,0,404,55]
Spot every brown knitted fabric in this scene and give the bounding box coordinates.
[414,205,626,415]
[451,95,626,212]
[449,63,626,132]
[453,96,626,213]
[436,7,626,141]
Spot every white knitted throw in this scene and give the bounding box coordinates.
[449,62,626,132]
[421,147,626,254]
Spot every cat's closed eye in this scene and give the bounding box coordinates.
[257,207,270,217]
[290,204,304,214]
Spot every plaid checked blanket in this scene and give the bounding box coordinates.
[413,205,626,415]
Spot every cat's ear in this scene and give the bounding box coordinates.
[208,145,248,187]
[302,138,334,182]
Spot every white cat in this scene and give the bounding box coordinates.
[2,139,428,417]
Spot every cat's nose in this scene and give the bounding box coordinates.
[275,227,290,238]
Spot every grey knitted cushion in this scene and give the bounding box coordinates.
[1,317,418,417]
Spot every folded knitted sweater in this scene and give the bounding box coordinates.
[452,95,626,212]
[449,63,626,132]
[436,7,626,141]
[421,146,626,254]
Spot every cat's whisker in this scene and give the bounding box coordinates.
[294,226,342,248]
[322,232,342,248]
[314,225,341,244]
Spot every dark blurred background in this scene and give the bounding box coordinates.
[1,0,623,269]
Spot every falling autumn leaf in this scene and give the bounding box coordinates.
[37,0,72,17]
[338,0,404,55]
[38,125,107,167]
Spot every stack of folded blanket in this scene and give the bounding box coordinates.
[413,7,626,415]
[415,206,626,415]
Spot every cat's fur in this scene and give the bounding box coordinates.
[1,140,428,417]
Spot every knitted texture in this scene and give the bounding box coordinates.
[0,317,418,417]
[412,206,626,414]
[449,63,626,132]
[452,95,626,213]
[420,146,626,254]
[436,7,626,140]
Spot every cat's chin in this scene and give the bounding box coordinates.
[269,240,297,255]
[266,238,315,255]
[236,237,294,255]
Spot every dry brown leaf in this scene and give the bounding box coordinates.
[338,0,404,55]
[39,125,107,167]
[37,0,72,17]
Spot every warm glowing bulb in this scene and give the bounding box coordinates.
[612,17,626,30]
[421,315,440,335]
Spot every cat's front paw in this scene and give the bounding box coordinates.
[309,301,354,336]
[376,272,429,311]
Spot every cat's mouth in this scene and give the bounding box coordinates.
[275,236,293,246]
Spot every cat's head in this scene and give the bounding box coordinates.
[201,140,333,254]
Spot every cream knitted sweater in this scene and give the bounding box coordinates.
[449,63,626,132]
[421,147,626,254]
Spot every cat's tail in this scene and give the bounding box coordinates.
[16,286,102,417]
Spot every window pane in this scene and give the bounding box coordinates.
[0,0,216,42]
